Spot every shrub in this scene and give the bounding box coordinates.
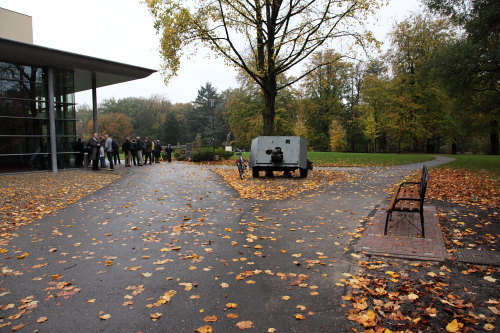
[215,148,234,160]
[191,148,215,162]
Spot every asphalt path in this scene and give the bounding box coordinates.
[0,156,454,332]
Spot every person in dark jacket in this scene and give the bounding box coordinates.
[75,138,85,167]
[165,144,173,163]
[130,139,138,166]
[153,140,162,163]
[112,138,121,165]
[144,137,153,165]
[88,133,100,171]
[122,137,132,167]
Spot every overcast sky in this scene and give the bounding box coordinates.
[0,0,424,106]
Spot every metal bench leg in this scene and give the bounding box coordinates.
[420,210,425,238]
[384,211,392,235]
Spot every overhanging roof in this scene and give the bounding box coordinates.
[0,37,157,93]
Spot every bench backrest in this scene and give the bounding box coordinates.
[420,165,429,199]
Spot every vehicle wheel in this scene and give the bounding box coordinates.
[252,168,259,178]
[299,168,308,178]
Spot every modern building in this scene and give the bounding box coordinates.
[0,8,156,173]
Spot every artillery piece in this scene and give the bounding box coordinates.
[249,136,312,178]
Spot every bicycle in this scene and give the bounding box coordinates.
[234,148,247,180]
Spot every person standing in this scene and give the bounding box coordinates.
[154,140,162,163]
[166,144,173,163]
[75,138,84,167]
[104,134,114,170]
[112,138,121,165]
[122,137,132,167]
[99,136,107,169]
[88,133,100,171]
[130,138,138,166]
[136,136,144,166]
[144,137,153,165]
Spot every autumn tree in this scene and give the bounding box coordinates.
[87,113,134,144]
[298,50,351,150]
[146,0,382,135]
[386,14,456,152]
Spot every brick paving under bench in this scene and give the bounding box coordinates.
[355,206,448,261]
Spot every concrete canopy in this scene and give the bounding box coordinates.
[0,37,156,92]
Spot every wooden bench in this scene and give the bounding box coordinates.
[384,166,429,238]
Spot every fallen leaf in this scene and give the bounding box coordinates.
[11,323,27,331]
[37,316,48,323]
[99,313,111,320]
[446,319,464,332]
[195,325,212,333]
[203,315,217,323]
[150,312,162,321]
[484,276,496,283]
[236,321,254,329]
[16,252,30,259]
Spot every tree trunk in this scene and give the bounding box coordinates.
[490,119,499,155]
[262,80,277,136]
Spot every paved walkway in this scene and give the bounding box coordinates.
[0,156,454,332]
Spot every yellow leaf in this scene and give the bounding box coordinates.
[99,313,111,320]
[226,303,238,309]
[236,321,254,329]
[0,248,8,253]
[16,252,30,259]
[203,315,217,322]
[446,319,464,332]
[150,312,162,321]
[408,293,419,300]
[195,325,212,333]
[294,314,306,320]
[37,316,48,323]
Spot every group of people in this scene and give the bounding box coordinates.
[84,133,173,171]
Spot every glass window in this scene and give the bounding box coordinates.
[56,136,78,152]
[54,70,74,89]
[56,153,77,169]
[0,154,52,172]
[56,120,77,137]
[55,102,76,119]
[0,79,47,100]
[0,62,45,83]
[0,99,48,117]
[0,117,49,136]
[0,136,49,155]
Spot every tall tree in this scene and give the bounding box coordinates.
[189,83,229,147]
[146,0,382,135]
[423,0,499,154]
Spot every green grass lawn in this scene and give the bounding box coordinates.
[307,152,434,167]
[232,152,435,166]
[439,154,500,178]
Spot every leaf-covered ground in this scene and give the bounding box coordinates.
[342,168,499,332]
[0,171,120,237]
[212,167,349,200]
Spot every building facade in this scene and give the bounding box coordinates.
[0,62,78,172]
[0,8,155,173]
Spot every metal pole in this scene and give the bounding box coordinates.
[47,67,58,173]
[92,72,98,133]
